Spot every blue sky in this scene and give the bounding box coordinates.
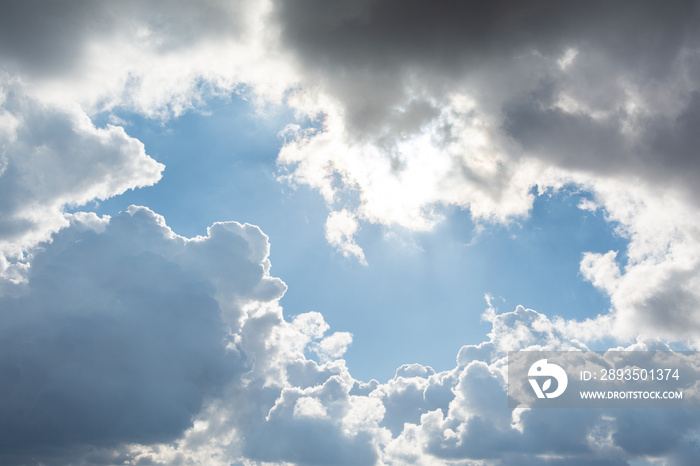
[2,1,700,465]
[90,95,625,382]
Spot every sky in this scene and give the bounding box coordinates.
[1,1,700,465]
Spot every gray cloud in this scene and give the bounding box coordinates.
[274,0,695,74]
[380,306,700,464]
[0,0,245,79]
[502,81,700,203]
[241,378,380,465]
[0,207,285,464]
[272,0,700,342]
[273,0,698,137]
[271,0,700,224]
[3,224,700,465]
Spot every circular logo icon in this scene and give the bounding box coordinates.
[528,358,568,399]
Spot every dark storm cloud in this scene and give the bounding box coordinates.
[502,81,700,201]
[274,0,695,74]
[502,88,630,173]
[273,0,700,198]
[647,90,700,173]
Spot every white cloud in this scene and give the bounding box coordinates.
[379,304,700,464]
[580,250,621,298]
[315,331,353,362]
[566,177,700,343]
[0,80,163,285]
[292,311,330,340]
[2,1,700,464]
[1,209,698,464]
[293,396,329,419]
[0,0,295,117]
[325,208,367,264]
[0,0,298,290]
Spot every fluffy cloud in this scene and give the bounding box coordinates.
[1,208,699,464]
[2,1,700,464]
[0,0,290,288]
[381,305,700,465]
[0,205,388,465]
[562,177,700,343]
[0,206,287,463]
[0,80,163,284]
[325,209,367,264]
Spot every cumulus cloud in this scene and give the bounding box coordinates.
[2,208,699,464]
[315,331,354,362]
[0,206,379,465]
[572,179,700,342]
[381,305,700,465]
[2,0,700,464]
[0,215,376,466]
[0,80,164,285]
[0,206,288,463]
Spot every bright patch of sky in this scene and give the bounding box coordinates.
[90,94,626,382]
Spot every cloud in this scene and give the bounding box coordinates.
[2,209,699,464]
[269,0,700,346]
[315,331,354,362]
[0,208,379,465]
[140,300,687,466]
[242,374,381,465]
[573,180,700,342]
[269,0,700,311]
[0,0,300,121]
[0,80,163,285]
[0,206,285,464]
[325,209,367,264]
[294,396,329,419]
[2,1,700,464]
[0,0,246,78]
[380,305,700,464]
